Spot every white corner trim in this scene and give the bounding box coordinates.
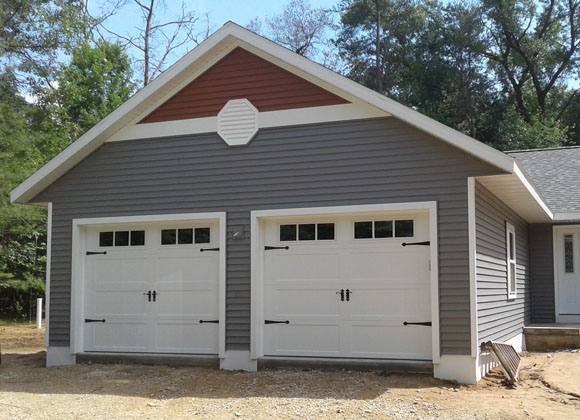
[46,346,76,367]
[45,202,52,347]
[220,350,258,371]
[250,201,440,364]
[506,221,517,300]
[553,225,560,323]
[467,178,478,358]
[107,103,387,142]
[513,163,553,219]
[12,22,515,204]
[69,212,227,358]
[434,355,479,384]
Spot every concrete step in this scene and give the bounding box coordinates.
[524,324,580,351]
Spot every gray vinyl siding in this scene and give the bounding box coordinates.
[35,117,502,353]
[528,224,555,323]
[475,182,530,344]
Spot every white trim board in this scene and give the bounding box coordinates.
[45,202,52,347]
[467,178,478,357]
[250,201,440,364]
[69,212,227,359]
[108,104,387,142]
[552,225,580,323]
[12,22,519,205]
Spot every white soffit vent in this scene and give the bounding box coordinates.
[217,98,259,146]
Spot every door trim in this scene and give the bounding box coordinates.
[70,212,227,358]
[553,225,580,323]
[250,201,440,363]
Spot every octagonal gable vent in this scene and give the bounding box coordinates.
[217,99,258,146]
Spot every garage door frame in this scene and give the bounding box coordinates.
[69,212,227,357]
[250,202,440,363]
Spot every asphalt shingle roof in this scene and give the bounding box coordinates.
[509,147,580,214]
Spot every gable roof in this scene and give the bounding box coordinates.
[140,47,348,123]
[509,147,580,220]
[11,22,517,205]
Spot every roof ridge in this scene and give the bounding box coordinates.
[508,145,580,153]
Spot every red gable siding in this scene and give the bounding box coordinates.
[140,47,348,124]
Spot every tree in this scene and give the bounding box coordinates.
[0,71,49,318]
[49,41,136,140]
[479,0,580,123]
[249,0,335,60]
[98,0,209,86]
[0,0,94,90]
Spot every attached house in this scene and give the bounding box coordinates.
[11,22,580,384]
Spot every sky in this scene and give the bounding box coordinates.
[89,0,340,75]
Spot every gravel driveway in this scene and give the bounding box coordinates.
[1,325,579,419]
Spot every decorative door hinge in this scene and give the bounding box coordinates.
[403,321,432,326]
[200,247,220,252]
[265,246,290,251]
[265,320,290,324]
[199,320,219,324]
[86,251,107,255]
[401,241,430,247]
[85,318,106,323]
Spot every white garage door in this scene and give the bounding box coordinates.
[262,211,432,360]
[83,221,220,354]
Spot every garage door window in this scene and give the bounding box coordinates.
[354,220,414,239]
[161,227,211,245]
[280,223,335,241]
[99,230,145,247]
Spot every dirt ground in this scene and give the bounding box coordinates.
[1,324,579,419]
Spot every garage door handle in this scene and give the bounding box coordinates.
[336,289,344,301]
[85,318,106,323]
[199,320,219,324]
[265,246,289,251]
[143,291,152,302]
[403,321,432,326]
[200,247,219,252]
[86,251,107,255]
[401,241,430,247]
[265,320,290,324]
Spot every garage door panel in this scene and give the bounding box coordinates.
[262,212,432,361]
[266,287,341,317]
[345,250,429,281]
[348,288,430,319]
[83,222,220,355]
[264,323,342,356]
[87,320,149,352]
[153,321,218,354]
[156,255,218,282]
[155,289,218,317]
[347,322,432,359]
[92,290,149,316]
[266,252,340,280]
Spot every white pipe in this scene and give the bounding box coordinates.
[36,298,43,329]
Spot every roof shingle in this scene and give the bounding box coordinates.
[509,147,580,214]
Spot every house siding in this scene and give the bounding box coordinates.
[529,224,555,323]
[140,47,347,123]
[475,182,530,344]
[35,117,502,354]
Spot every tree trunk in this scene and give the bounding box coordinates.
[375,0,383,92]
[143,0,154,86]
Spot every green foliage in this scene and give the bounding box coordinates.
[335,0,579,149]
[0,38,134,320]
[50,41,136,140]
[497,108,569,150]
[0,0,94,90]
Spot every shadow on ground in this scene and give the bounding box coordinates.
[0,351,449,400]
